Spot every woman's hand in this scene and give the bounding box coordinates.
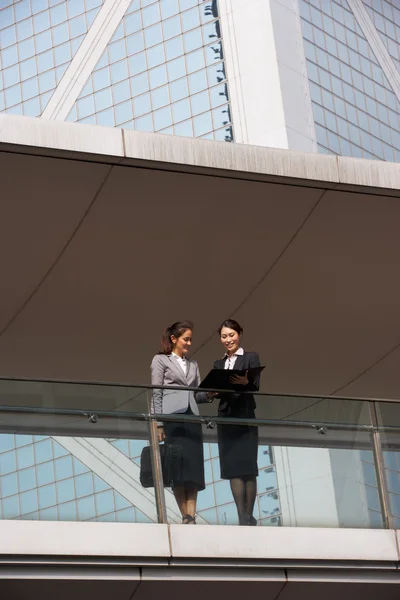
[206,391,219,401]
[229,370,249,386]
[157,427,166,442]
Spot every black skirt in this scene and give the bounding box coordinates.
[218,416,258,480]
[163,408,205,491]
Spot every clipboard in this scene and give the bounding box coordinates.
[199,366,265,390]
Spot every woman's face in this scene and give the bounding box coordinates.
[220,327,241,355]
[171,329,192,356]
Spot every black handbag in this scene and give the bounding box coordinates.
[140,443,183,488]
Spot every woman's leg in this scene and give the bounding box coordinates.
[184,487,198,522]
[244,475,257,522]
[173,485,187,517]
[229,477,247,524]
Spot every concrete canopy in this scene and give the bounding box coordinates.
[1,114,400,401]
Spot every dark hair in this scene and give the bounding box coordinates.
[218,319,243,336]
[160,321,194,354]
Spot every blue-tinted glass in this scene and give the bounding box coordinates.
[182,7,200,32]
[188,69,207,94]
[33,12,50,35]
[40,90,54,110]
[77,496,96,520]
[147,44,164,68]
[86,7,99,27]
[191,89,210,115]
[170,77,188,101]
[54,42,71,67]
[68,0,85,18]
[135,113,154,131]
[5,84,22,107]
[154,105,172,129]
[58,500,77,521]
[52,21,69,44]
[95,489,115,514]
[151,85,169,109]
[108,39,125,63]
[167,56,185,81]
[56,478,75,503]
[163,15,180,40]
[184,28,202,52]
[16,18,32,42]
[259,492,280,517]
[50,3,67,25]
[52,440,69,459]
[36,461,55,486]
[0,25,17,49]
[0,472,18,497]
[37,50,54,73]
[217,501,237,525]
[111,59,129,84]
[22,77,39,100]
[15,0,32,21]
[149,64,167,88]
[144,23,162,47]
[55,456,73,481]
[165,36,184,61]
[198,507,217,524]
[129,52,147,75]
[3,65,20,88]
[174,118,193,136]
[0,435,14,454]
[197,483,215,510]
[134,92,151,115]
[113,79,131,103]
[135,508,152,523]
[20,489,38,514]
[38,484,57,509]
[35,29,52,53]
[125,11,142,35]
[127,31,145,55]
[20,57,37,81]
[116,507,135,522]
[34,439,52,464]
[2,45,18,68]
[18,467,36,492]
[115,492,131,510]
[39,506,58,520]
[143,3,160,27]
[187,48,205,74]
[97,107,115,126]
[131,71,149,95]
[93,67,111,91]
[39,70,56,93]
[2,495,19,518]
[75,473,94,498]
[93,474,109,492]
[17,445,35,469]
[160,0,179,19]
[70,14,86,37]
[115,99,133,123]
[73,457,90,476]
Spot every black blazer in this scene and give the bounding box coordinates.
[213,351,261,418]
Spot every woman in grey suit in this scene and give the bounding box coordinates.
[151,321,211,524]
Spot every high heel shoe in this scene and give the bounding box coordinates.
[182,514,196,524]
[249,516,257,526]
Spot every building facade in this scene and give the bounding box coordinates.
[0,0,399,528]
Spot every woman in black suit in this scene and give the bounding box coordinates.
[214,319,261,526]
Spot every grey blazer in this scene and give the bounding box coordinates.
[150,354,208,421]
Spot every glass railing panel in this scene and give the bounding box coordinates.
[157,394,383,528]
[0,384,159,524]
[374,400,400,528]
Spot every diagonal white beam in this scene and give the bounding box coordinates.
[43,0,132,121]
[348,0,400,102]
[53,436,188,523]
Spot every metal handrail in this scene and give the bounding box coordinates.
[0,373,400,404]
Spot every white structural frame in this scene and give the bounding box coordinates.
[218,0,317,152]
[42,0,133,121]
[348,0,400,103]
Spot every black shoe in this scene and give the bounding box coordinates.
[239,514,250,526]
[182,514,196,524]
[249,516,257,526]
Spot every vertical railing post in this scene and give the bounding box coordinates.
[147,389,168,524]
[368,401,392,529]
